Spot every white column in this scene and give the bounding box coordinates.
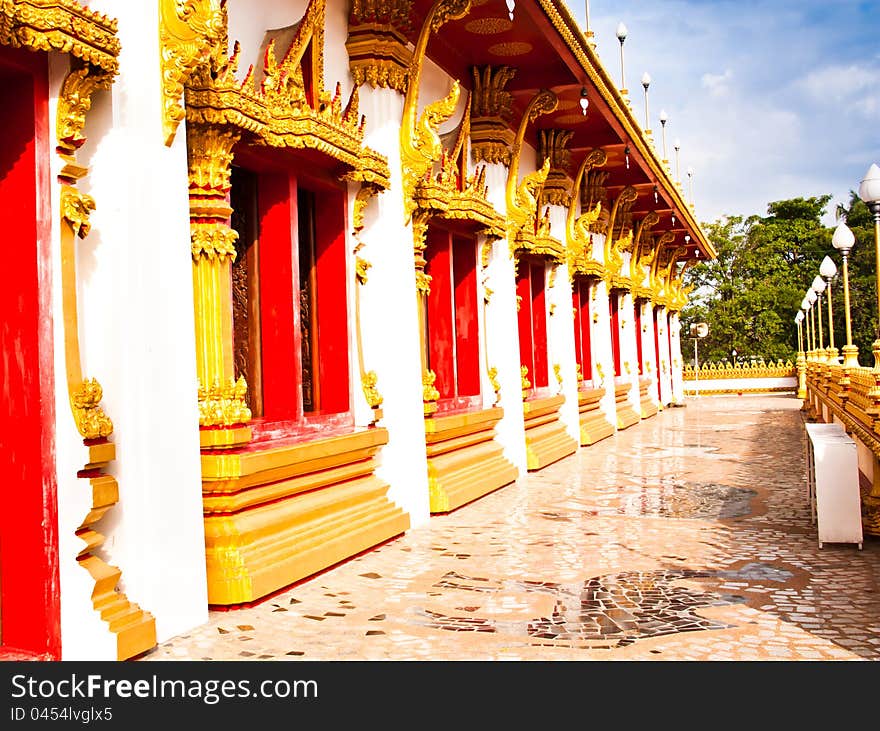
[357,85,431,526]
[483,163,527,472]
[620,289,641,414]
[640,300,661,408]
[55,0,209,655]
[670,311,685,403]
[546,206,579,441]
[591,277,617,426]
[656,306,673,406]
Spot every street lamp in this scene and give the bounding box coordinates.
[802,297,813,358]
[731,348,738,366]
[820,255,838,363]
[616,22,628,94]
[641,72,652,134]
[795,312,804,353]
[858,163,880,366]
[812,274,826,362]
[659,109,668,163]
[806,289,818,360]
[832,220,859,367]
[673,139,681,184]
[687,166,695,206]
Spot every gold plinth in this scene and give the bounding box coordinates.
[202,427,409,605]
[614,381,641,430]
[425,407,518,513]
[523,395,577,470]
[638,376,659,419]
[577,386,615,446]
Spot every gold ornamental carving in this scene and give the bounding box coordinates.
[603,186,637,285]
[505,89,560,262]
[470,64,516,166]
[346,0,413,93]
[159,0,227,146]
[198,377,252,427]
[399,0,472,225]
[0,0,120,74]
[629,212,660,297]
[537,129,574,208]
[565,148,606,280]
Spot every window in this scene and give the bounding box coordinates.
[571,279,593,382]
[516,256,549,390]
[230,157,350,423]
[634,299,644,375]
[609,290,622,377]
[424,226,481,404]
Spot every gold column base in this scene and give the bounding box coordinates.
[614,381,640,430]
[202,428,409,605]
[523,395,577,470]
[841,344,860,369]
[425,408,517,513]
[578,387,615,446]
[77,442,157,660]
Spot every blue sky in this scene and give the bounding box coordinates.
[562,0,880,226]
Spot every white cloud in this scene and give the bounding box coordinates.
[701,69,733,97]
[793,63,880,119]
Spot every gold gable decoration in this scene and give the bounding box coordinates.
[0,0,120,74]
[182,0,390,188]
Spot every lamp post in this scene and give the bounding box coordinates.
[820,255,838,363]
[673,139,681,184]
[832,220,859,367]
[659,109,668,163]
[641,72,652,134]
[801,298,812,359]
[806,289,818,360]
[795,311,807,399]
[858,163,880,367]
[812,274,826,363]
[687,166,695,206]
[616,22,628,95]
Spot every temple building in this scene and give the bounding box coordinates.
[0,0,711,660]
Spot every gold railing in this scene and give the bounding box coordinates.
[802,356,880,536]
[683,359,796,380]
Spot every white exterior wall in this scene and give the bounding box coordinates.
[54,0,209,658]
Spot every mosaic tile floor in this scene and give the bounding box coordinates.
[140,396,880,661]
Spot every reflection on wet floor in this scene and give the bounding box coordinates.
[140,396,880,662]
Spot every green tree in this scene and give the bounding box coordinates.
[681,196,832,364]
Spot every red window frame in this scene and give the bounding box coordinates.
[424,226,481,409]
[609,290,622,378]
[572,278,593,383]
[0,46,60,659]
[516,256,549,391]
[230,148,351,433]
[634,299,644,375]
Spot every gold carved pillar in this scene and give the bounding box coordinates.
[537,129,573,209]
[470,65,516,166]
[187,123,252,446]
